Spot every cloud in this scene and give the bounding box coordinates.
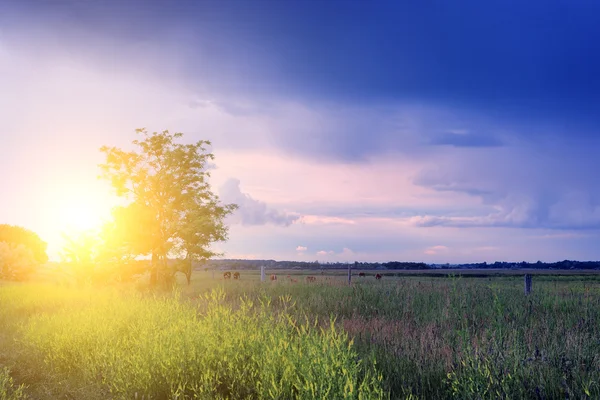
[3,4,600,264]
[472,246,499,252]
[530,232,588,240]
[296,245,307,253]
[424,245,448,255]
[218,178,300,227]
[411,138,600,231]
[413,168,493,197]
[315,247,356,259]
[429,132,504,148]
[316,250,335,256]
[407,204,535,228]
[299,216,357,225]
[340,247,355,257]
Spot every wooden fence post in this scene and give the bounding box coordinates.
[524,274,532,295]
[348,262,352,285]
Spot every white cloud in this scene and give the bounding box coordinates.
[341,247,355,256]
[316,250,335,256]
[296,246,307,252]
[424,245,449,255]
[219,179,300,227]
[314,248,356,259]
[299,216,357,225]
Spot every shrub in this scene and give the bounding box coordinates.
[0,242,37,281]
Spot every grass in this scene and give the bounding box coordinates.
[1,270,600,399]
[184,272,600,399]
[0,282,383,399]
[0,367,25,400]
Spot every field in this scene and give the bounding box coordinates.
[1,269,599,399]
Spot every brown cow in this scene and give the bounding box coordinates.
[233,272,240,280]
[270,274,277,281]
[358,272,366,277]
[375,273,382,280]
[223,271,232,279]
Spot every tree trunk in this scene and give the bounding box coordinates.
[150,251,159,286]
[184,254,192,285]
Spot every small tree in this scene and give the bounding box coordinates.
[60,231,98,284]
[0,242,37,280]
[99,129,237,286]
[0,224,48,264]
[59,227,143,285]
[0,225,47,281]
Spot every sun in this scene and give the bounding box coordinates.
[40,179,119,259]
[59,200,108,235]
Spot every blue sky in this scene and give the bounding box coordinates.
[1,0,599,263]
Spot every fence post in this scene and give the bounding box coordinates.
[524,274,532,295]
[348,262,352,285]
[261,265,265,282]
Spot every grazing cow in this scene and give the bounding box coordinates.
[233,272,240,280]
[358,272,366,277]
[375,273,382,280]
[306,276,317,283]
[291,278,298,283]
[224,271,231,279]
[270,274,277,281]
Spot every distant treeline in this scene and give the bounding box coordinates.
[200,259,600,271]
[439,260,600,270]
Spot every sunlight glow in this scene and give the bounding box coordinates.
[39,179,119,260]
[59,200,106,234]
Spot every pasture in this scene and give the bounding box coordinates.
[1,268,599,399]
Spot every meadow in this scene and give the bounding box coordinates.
[0,269,599,399]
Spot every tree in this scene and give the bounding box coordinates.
[0,242,37,280]
[59,227,145,285]
[0,225,47,281]
[0,224,48,264]
[59,230,98,284]
[99,129,237,286]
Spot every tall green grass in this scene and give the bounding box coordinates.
[0,367,25,400]
[183,274,600,399]
[0,284,384,399]
[1,274,600,399]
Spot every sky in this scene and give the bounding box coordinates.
[1,0,599,263]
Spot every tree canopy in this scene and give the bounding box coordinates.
[0,225,47,280]
[0,224,48,264]
[99,129,237,285]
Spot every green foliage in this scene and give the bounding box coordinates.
[183,273,600,399]
[1,275,600,399]
[0,225,48,264]
[2,284,384,399]
[446,348,523,399]
[99,129,236,286]
[58,231,98,285]
[0,368,25,400]
[58,222,155,285]
[0,242,37,281]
